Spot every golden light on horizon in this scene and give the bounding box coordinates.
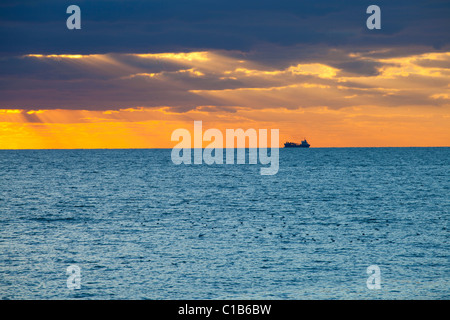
[0,105,449,149]
[2,50,449,149]
[131,52,210,62]
[24,54,95,59]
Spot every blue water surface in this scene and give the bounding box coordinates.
[0,148,448,299]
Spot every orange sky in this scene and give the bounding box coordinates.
[1,51,449,148]
[0,105,449,148]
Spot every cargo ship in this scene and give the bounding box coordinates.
[284,139,310,148]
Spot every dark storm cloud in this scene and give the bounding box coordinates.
[0,54,189,80]
[0,0,449,111]
[0,0,449,56]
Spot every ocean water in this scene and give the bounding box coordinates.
[0,148,448,300]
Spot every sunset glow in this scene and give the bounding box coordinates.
[1,49,449,149]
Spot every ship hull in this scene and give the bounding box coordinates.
[284,145,310,148]
[284,140,310,148]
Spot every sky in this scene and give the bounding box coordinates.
[0,0,449,148]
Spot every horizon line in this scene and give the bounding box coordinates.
[1,146,449,151]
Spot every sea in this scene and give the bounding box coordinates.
[0,148,448,299]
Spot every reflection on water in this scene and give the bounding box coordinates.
[0,148,448,299]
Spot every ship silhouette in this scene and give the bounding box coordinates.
[284,139,310,148]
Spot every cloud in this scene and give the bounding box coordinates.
[1,1,449,148]
[0,1,449,112]
[1,49,449,112]
[0,0,449,56]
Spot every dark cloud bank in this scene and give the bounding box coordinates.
[1,0,449,55]
[0,0,449,111]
